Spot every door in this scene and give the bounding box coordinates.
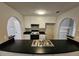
[59,18,75,39]
[7,17,22,40]
[59,19,70,39]
[45,23,55,39]
[14,19,21,39]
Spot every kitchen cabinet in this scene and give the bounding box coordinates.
[39,34,46,40]
[23,35,30,40]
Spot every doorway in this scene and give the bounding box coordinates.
[45,23,55,39]
[59,18,76,39]
[7,17,22,40]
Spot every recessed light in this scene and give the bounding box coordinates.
[35,10,46,15]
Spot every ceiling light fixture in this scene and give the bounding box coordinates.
[35,10,46,15]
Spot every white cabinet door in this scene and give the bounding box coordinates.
[39,35,46,40]
[23,35,30,40]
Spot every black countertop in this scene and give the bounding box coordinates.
[23,31,31,34]
[23,31,45,34]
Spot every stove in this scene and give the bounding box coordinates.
[31,31,39,40]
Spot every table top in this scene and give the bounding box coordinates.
[0,40,79,54]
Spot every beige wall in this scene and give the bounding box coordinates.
[24,16,57,28]
[0,3,24,44]
[55,6,79,41]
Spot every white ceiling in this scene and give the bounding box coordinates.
[5,2,79,16]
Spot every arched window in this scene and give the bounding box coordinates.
[7,17,22,40]
[59,18,76,39]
